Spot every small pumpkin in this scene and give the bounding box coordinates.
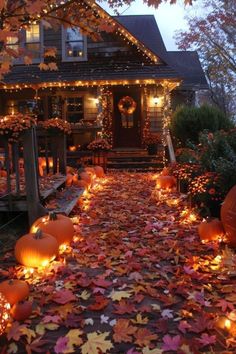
[80,171,92,185]
[10,301,32,321]
[15,229,59,267]
[0,280,29,306]
[30,213,74,246]
[221,185,236,247]
[156,175,176,190]
[198,218,225,243]
[94,166,105,178]
[73,176,89,189]
[85,167,96,177]
[66,173,74,187]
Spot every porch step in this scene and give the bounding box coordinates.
[107,150,164,170]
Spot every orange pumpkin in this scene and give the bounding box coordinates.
[85,167,95,177]
[30,213,74,246]
[66,173,74,187]
[160,167,170,176]
[0,170,7,177]
[0,280,29,306]
[15,229,59,267]
[221,185,236,247]
[94,166,105,178]
[11,301,32,321]
[198,218,225,243]
[80,171,92,185]
[156,175,176,190]
[73,177,89,189]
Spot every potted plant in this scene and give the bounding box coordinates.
[87,137,111,171]
[143,133,160,155]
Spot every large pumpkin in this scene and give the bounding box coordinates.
[221,185,236,247]
[198,218,225,243]
[15,229,59,267]
[30,213,74,246]
[156,175,176,190]
[11,301,33,321]
[94,166,105,178]
[0,280,29,306]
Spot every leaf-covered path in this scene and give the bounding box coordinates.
[1,172,235,353]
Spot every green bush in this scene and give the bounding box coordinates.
[171,104,233,146]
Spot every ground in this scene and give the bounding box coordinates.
[0,172,235,353]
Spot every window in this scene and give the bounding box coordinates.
[6,35,19,54]
[25,24,42,61]
[62,27,87,61]
[67,97,83,123]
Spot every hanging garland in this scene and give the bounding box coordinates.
[118,96,137,116]
[100,88,113,146]
[141,87,151,146]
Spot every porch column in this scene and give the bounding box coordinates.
[100,87,113,146]
[163,82,176,164]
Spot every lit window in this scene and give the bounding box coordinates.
[62,27,87,61]
[6,36,19,53]
[25,24,41,60]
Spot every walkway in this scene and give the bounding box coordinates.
[0,172,235,353]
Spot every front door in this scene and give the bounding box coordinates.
[113,89,141,148]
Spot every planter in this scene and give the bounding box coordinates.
[147,144,158,155]
[92,151,108,172]
[177,179,188,194]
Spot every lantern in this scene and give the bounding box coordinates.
[198,218,225,243]
[15,229,59,267]
[221,185,236,247]
[30,213,74,246]
[0,292,11,335]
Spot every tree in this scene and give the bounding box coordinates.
[0,0,194,78]
[175,0,236,118]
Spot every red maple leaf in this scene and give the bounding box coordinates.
[216,299,234,312]
[52,289,76,304]
[197,333,216,347]
[113,300,137,314]
[88,295,109,311]
[162,334,181,351]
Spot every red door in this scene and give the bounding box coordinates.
[113,89,141,148]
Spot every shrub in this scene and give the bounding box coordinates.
[171,104,233,146]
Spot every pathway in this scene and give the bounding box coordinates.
[0,172,235,353]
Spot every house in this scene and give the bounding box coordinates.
[0,2,208,150]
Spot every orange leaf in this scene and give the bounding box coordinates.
[134,328,158,347]
[113,319,137,343]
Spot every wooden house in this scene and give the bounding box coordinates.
[0,3,208,151]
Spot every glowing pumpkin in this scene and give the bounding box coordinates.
[15,229,59,267]
[198,218,225,243]
[221,185,236,247]
[30,213,74,246]
[0,280,29,306]
[94,166,105,178]
[85,167,96,177]
[156,175,176,190]
[0,292,11,335]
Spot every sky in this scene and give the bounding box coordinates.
[101,0,204,50]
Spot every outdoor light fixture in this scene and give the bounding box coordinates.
[153,96,159,105]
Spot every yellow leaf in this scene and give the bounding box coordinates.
[151,304,161,311]
[19,327,36,344]
[65,329,83,352]
[131,313,149,325]
[109,290,132,301]
[44,323,59,331]
[7,343,18,354]
[79,290,91,300]
[36,323,59,335]
[142,347,163,354]
[81,332,113,354]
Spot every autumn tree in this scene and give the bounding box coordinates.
[175,0,236,118]
[0,0,194,77]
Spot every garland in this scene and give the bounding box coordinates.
[87,138,111,151]
[0,114,36,142]
[100,88,113,146]
[142,87,151,146]
[118,96,137,116]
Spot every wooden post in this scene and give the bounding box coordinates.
[4,140,12,210]
[57,134,67,174]
[23,128,46,225]
[12,143,20,195]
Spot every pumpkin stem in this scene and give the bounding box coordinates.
[34,229,43,239]
[49,212,58,221]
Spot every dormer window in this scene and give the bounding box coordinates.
[62,27,87,61]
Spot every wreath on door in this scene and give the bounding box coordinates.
[118,96,137,116]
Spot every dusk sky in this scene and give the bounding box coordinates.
[101,0,203,50]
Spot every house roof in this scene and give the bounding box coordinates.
[115,15,208,90]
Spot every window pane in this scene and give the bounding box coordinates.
[66,42,84,57]
[25,43,40,58]
[26,24,40,43]
[6,36,19,52]
[66,28,83,41]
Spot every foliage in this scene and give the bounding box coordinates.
[0,114,36,141]
[175,0,236,117]
[171,104,233,146]
[143,133,161,146]
[39,118,71,134]
[175,148,199,163]
[87,138,111,151]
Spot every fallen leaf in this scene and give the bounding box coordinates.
[81,331,113,354]
[113,319,137,343]
[134,328,158,347]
